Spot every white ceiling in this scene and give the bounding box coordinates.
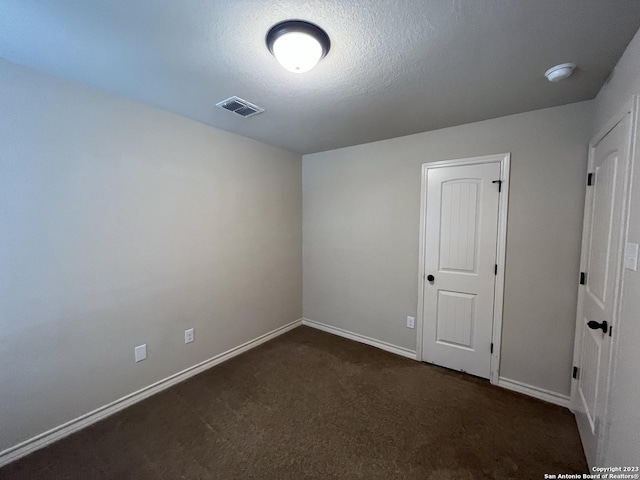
[2,1,640,154]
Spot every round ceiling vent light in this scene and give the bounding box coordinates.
[545,63,576,82]
[266,20,330,73]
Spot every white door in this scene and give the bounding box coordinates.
[421,161,502,378]
[573,114,631,467]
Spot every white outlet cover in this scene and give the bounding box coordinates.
[185,328,194,344]
[135,344,147,362]
[406,316,415,329]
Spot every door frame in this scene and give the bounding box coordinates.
[416,153,511,385]
[570,95,638,465]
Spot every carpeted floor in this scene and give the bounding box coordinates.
[0,326,587,479]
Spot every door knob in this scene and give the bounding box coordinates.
[427,274,435,282]
[587,320,608,333]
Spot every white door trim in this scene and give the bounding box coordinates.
[416,153,510,385]
[570,95,638,465]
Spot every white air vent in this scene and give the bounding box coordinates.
[215,96,264,118]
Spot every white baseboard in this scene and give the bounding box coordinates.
[302,318,417,360]
[0,318,302,468]
[497,377,571,408]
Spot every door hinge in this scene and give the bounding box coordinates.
[580,272,586,285]
[587,173,594,186]
[572,366,579,379]
[492,179,503,192]
[490,342,494,354]
[494,264,498,275]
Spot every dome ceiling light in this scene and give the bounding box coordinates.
[266,20,330,73]
[544,63,576,82]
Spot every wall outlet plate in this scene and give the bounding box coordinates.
[406,316,415,329]
[135,344,147,362]
[185,328,194,344]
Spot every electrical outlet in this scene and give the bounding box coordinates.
[185,328,194,344]
[406,316,415,329]
[135,344,147,362]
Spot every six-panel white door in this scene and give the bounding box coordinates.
[573,114,631,467]
[421,161,501,378]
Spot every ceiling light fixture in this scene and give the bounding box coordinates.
[266,20,330,73]
[544,63,576,82]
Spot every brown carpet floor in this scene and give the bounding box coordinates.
[0,326,587,479]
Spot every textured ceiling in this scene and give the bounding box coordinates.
[2,1,640,154]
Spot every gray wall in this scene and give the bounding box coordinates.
[303,101,593,396]
[0,59,302,452]
[592,28,640,465]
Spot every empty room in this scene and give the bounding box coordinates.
[1,1,640,478]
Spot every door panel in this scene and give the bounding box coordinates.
[436,291,476,349]
[574,115,631,467]
[579,325,601,431]
[439,180,480,272]
[421,162,501,379]
[587,156,618,305]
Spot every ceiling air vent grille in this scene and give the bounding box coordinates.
[215,96,264,118]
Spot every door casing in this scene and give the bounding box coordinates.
[416,153,510,385]
[571,95,638,466]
